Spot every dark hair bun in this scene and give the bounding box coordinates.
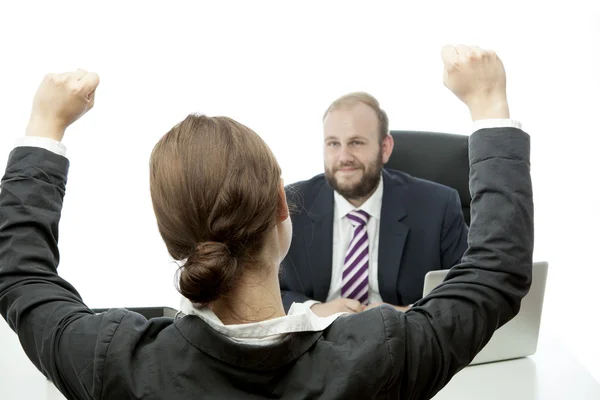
[179,242,239,305]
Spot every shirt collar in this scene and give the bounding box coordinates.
[179,298,344,344]
[334,174,384,221]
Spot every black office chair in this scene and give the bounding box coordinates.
[386,130,471,225]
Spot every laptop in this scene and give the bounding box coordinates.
[422,261,549,365]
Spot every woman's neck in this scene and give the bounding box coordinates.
[209,223,290,325]
[209,266,286,325]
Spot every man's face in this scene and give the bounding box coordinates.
[323,103,392,203]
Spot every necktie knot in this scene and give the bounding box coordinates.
[346,210,370,227]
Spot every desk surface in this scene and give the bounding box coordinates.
[433,332,600,399]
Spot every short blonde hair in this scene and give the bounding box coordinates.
[323,92,389,142]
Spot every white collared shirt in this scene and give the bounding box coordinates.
[179,297,345,345]
[327,176,384,303]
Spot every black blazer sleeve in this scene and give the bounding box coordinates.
[0,147,113,399]
[385,127,534,399]
[440,188,469,269]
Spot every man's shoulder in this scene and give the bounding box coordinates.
[285,174,330,211]
[286,173,327,193]
[384,168,457,199]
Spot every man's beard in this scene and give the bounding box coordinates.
[325,154,383,202]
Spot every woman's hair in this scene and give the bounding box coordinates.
[149,114,282,305]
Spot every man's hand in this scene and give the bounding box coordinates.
[26,69,100,142]
[310,298,363,317]
[441,44,509,121]
[363,302,412,313]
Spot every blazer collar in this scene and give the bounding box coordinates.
[175,316,323,370]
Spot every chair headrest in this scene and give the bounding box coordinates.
[387,130,470,224]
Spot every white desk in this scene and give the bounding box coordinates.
[433,333,600,399]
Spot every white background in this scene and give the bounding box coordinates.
[0,1,598,398]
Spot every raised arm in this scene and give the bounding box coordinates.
[387,45,534,399]
[0,70,112,399]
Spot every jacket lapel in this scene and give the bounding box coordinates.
[377,170,409,305]
[306,184,334,301]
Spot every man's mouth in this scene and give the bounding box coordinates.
[337,166,360,172]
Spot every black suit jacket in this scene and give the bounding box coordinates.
[281,169,469,310]
[0,127,533,399]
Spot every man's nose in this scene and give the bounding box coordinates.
[338,146,354,163]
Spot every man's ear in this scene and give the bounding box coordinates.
[278,178,290,222]
[381,134,394,164]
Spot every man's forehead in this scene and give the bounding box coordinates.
[325,102,378,122]
[324,104,379,138]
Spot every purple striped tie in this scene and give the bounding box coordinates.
[341,210,370,305]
